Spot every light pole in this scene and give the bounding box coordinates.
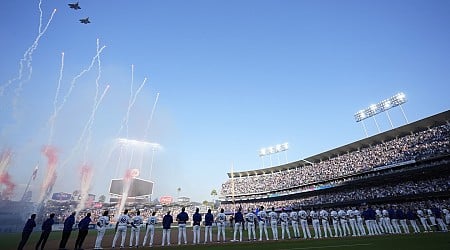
[354,92,408,137]
[259,142,289,167]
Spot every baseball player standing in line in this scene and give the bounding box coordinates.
[216,208,227,242]
[417,208,431,232]
[355,208,366,236]
[246,208,257,241]
[331,209,342,237]
[268,207,279,240]
[142,211,157,247]
[310,209,321,239]
[177,207,189,245]
[112,209,131,248]
[338,208,350,236]
[192,208,202,244]
[258,206,270,241]
[406,207,421,233]
[279,208,291,240]
[94,210,110,249]
[299,208,311,239]
[290,208,300,239]
[129,210,144,247]
[204,209,214,243]
[17,213,36,250]
[233,207,244,242]
[320,208,333,238]
[162,211,173,246]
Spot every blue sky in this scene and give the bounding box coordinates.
[1,0,449,202]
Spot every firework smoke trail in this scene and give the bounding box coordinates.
[113,76,147,176]
[47,52,65,145]
[75,165,93,213]
[0,150,16,199]
[38,146,58,204]
[47,42,106,146]
[117,169,134,219]
[0,2,56,96]
[144,92,160,139]
[0,149,12,174]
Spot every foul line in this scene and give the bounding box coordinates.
[279,243,373,250]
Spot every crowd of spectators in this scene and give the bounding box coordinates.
[221,124,450,197]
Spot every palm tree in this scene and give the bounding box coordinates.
[177,187,181,199]
[98,195,106,203]
[210,189,217,201]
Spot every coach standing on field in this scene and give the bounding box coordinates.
[36,213,55,250]
[59,211,76,250]
[162,211,173,246]
[192,207,202,244]
[74,212,92,250]
[17,213,36,250]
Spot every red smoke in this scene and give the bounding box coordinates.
[0,172,16,200]
[40,146,58,199]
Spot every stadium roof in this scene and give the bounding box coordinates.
[227,109,450,178]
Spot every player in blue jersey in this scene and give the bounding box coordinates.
[204,209,214,243]
[162,211,173,246]
[36,213,55,250]
[192,207,202,244]
[18,213,36,250]
[177,207,189,245]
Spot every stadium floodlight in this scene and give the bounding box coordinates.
[259,142,289,167]
[354,92,409,136]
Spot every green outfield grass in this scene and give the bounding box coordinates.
[2,228,449,250]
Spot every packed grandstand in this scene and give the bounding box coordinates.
[220,110,450,210]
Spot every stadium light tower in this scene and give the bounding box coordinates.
[354,92,408,137]
[259,142,289,167]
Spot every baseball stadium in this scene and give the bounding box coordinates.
[2,1,450,250]
[2,110,449,249]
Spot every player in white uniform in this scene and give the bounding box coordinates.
[310,209,321,239]
[382,209,394,234]
[94,210,109,250]
[331,210,342,237]
[427,208,437,229]
[216,208,227,242]
[279,209,291,240]
[290,209,300,238]
[142,211,157,247]
[375,208,385,234]
[417,209,431,232]
[443,208,450,225]
[299,208,311,239]
[112,209,131,248]
[354,208,366,236]
[246,209,257,241]
[320,209,333,238]
[129,210,143,247]
[338,209,350,237]
[347,209,359,236]
[268,207,279,240]
[258,206,270,241]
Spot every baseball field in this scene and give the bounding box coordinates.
[3,227,450,250]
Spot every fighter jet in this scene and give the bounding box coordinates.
[79,17,90,24]
[68,2,81,10]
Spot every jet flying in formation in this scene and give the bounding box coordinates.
[79,17,90,24]
[68,2,81,10]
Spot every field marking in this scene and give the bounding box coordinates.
[279,243,373,250]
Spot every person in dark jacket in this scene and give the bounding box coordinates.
[162,211,173,246]
[59,211,76,250]
[75,213,92,250]
[192,207,202,244]
[17,213,36,250]
[36,213,55,250]
[204,209,214,243]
